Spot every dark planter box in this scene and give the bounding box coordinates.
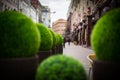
[55,45,59,54]
[0,55,39,80]
[51,47,57,55]
[37,50,52,63]
[55,44,63,54]
[52,44,63,55]
[58,44,63,54]
[93,59,120,80]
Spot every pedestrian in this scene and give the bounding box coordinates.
[68,38,71,45]
[63,37,66,48]
[73,33,78,45]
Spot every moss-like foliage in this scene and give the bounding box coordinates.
[36,55,87,80]
[91,8,120,61]
[36,23,53,51]
[54,33,59,46]
[59,34,63,44]
[0,11,40,58]
[55,33,62,45]
[49,29,57,47]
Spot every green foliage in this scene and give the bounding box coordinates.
[57,34,63,45]
[36,23,53,51]
[91,8,120,61]
[0,11,40,58]
[56,33,60,45]
[53,33,58,46]
[55,33,63,45]
[49,29,57,47]
[54,33,59,46]
[59,34,63,44]
[36,55,87,80]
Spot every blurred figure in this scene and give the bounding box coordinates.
[63,37,66,48]
[68,38,71,46]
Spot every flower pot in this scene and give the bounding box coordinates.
[37,50,52,63]
[58,44,63,54]
[0,55,39,80]
[56,45,60,54]
[93,59,120,80]
[36,55,87,80]
[51,46,57,55]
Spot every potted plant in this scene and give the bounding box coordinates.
[0,11,40,80]
[35,54,87,80]
[57,34,63,54]
[55,33,63,54]
[49,29,57,55]
[91,8,120,80]
[36,23,53,63]
[54,33,59,54]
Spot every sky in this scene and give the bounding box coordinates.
[39,0,71,24]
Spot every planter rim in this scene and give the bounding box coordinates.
[0,54,39,61]
[93,59,120,64]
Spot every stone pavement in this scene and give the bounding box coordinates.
[63,42,94,77]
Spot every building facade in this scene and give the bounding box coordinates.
[41,6,51,28]
[52,19,67,37]
[67,0,120,47]
[0,0,42,23]
[0,0,18,11]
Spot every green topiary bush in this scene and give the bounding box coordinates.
[36,23,53,51]
[55,32,58,46]
[55,33,61,45]
[59,34,63,44]
[36,54,87,80]
[91,8,120,61]
[49,29,57,47]
[0,11,40,58]
[56,33,63,45]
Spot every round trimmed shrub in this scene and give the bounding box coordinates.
[54,33,59,46]
[55,33,61,45]
[36,23,53,51]
[49,29,57,47]
[0,11,40,58]
[36,55,87,80]
[58,34,63,44]
[91,8,120,61]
